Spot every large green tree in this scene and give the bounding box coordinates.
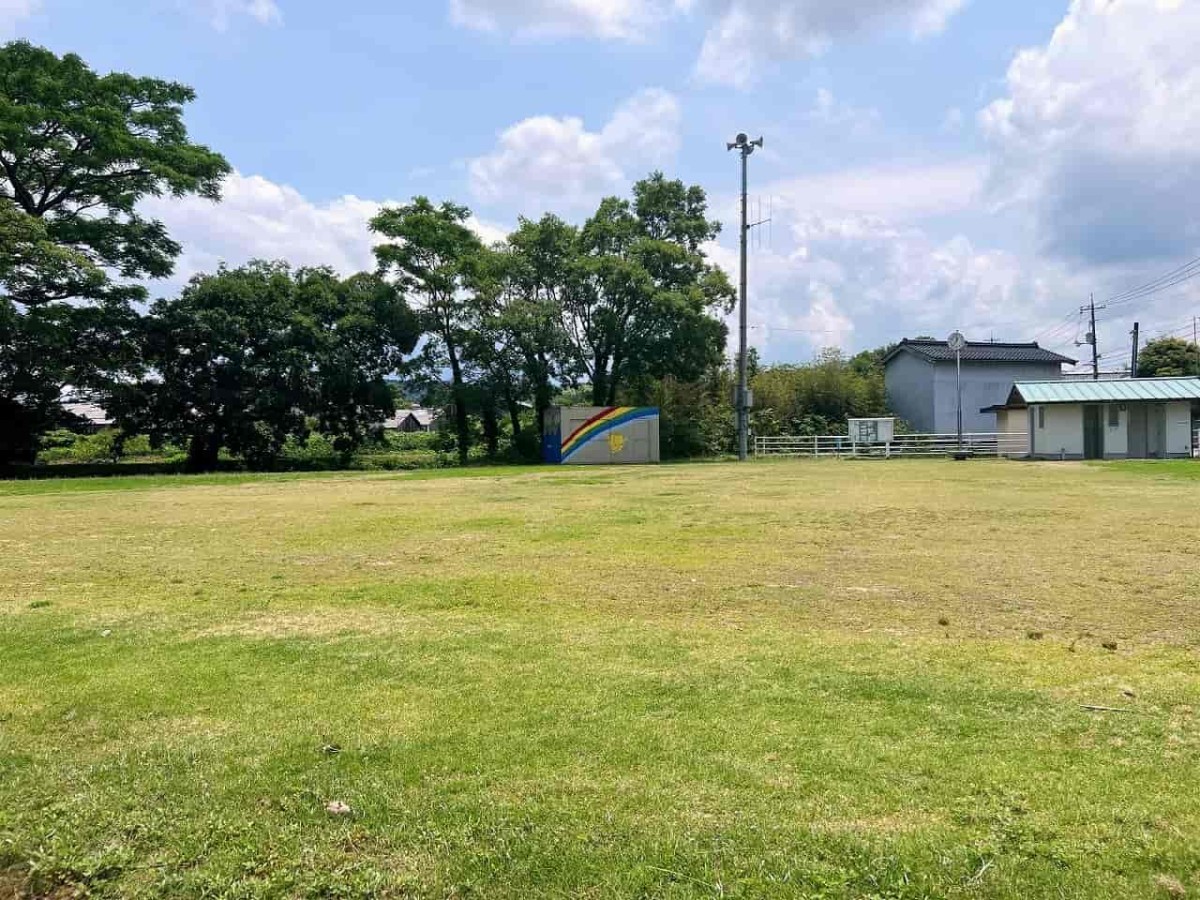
[370,198,484,463]
[1137,336,1200,377]
[480,214,576,438]
[112,263,419,472]
[0,199,105,464]
[565,173,734,406]
[0,41,230,463]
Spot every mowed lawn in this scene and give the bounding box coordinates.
[1,461,1198,899]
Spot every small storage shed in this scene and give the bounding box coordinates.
[543,407,660,465]
[985,377,1200,459]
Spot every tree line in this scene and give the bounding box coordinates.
[11,42,1184,473]
[1,41,742,471]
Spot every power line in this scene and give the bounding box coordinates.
[1106,255,1200,308]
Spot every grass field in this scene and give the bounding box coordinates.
[2,459,1198,899]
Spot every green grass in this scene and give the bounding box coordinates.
[1091,459,1200,481]
[2,459,1198,898]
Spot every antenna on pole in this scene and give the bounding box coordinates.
[727,132,764,462]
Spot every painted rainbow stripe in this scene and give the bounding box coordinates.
[560,407,658,461]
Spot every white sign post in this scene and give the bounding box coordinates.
[948,331,967,456]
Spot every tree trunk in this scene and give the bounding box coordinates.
[446,344,470,465]
[186,432,221,473]
[507,400,522,441]
[482,402,499,459]
[535,380,551,439]
[606,352,623,406]
[591,365,607,406]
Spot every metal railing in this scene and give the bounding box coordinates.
[754,432,1030,459]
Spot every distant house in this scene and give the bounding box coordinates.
[62,401,113,433]
[883,339,1075,433]
[382,408,437,433]
[985,377,1200,459]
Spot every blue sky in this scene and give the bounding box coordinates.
[6,0,1200,370]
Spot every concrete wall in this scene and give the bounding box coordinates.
[1030,404,1083,458]
[995,408,1031,457]
[551,406,660,465]
[884,353,935,432]
[932,362,1063,434]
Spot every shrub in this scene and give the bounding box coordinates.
[381,431,439,452]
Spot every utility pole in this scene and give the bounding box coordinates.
[1130,322,1139,378]
[1080,294,1106,380]
[1194,317,1199,376]
[727,132,763,461]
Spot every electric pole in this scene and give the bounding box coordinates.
[1081,294,1106,380]
[727,132,763,461]
[1131,322,1139,378]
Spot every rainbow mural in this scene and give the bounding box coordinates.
[559,406,659,462]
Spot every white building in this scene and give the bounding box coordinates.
[985,377,1200,459]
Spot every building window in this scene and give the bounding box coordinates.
[1037,407,1045,429]
[1108,405,1119,428]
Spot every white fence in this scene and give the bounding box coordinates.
[754,432,1029,459]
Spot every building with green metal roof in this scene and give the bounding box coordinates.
[983,377,1200,459]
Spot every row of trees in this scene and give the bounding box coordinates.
[1,41,734,470]
[9,41,1190,473]
[368,184,733,463]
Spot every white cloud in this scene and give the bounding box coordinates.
[142,172,511,293]
[201,0,282,30]
[694,0,966,87]
[448,0,966,87]
[468,88,681,213]
[980,0,1200,265]
[449,0,674,39]
[0,0,39,37]
[142,172,380,289]
[762,159,986,222]
[704,157,1084,360]
[719,209,1080,360]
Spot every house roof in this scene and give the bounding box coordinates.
[62,401,112,426]
[1006,377,1200,406]
[381,407,437,428]
[883,339,1076,366]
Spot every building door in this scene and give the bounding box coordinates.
[1127,404,1148,458]
[1083,405,1105,460]
[1148,403,1167,458]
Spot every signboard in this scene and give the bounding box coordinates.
[848,417,895,444]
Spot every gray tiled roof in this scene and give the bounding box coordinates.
[884,339,1076,366]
